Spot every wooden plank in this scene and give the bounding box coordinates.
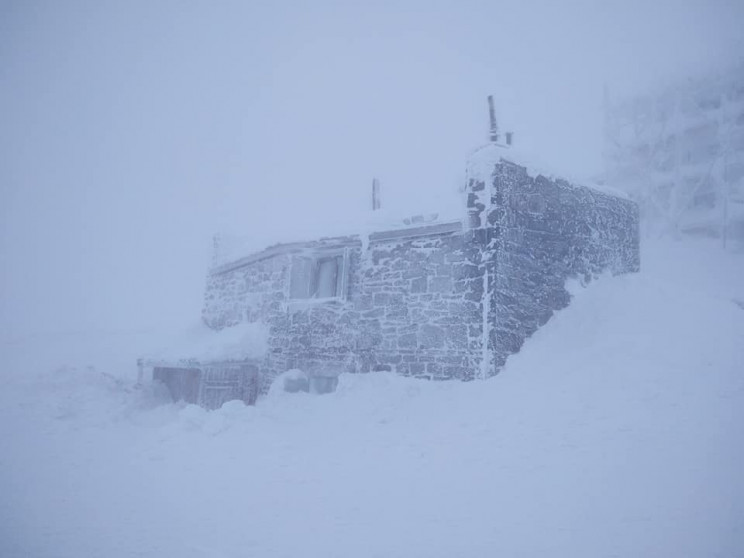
[368,220,463,243]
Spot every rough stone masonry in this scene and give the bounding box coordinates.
[202,151,639,392]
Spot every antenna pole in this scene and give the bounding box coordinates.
[372,178,381,211]
[488,95,499,143]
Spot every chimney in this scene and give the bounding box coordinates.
[488,95,499,143]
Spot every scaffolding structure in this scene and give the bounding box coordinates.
[604,63,744,247]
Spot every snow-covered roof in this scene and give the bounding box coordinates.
[467,143,630,200]
[212,144,630,271]
[145,322,268,365]
[212,203,467,271]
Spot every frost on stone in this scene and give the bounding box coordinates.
[202,156,640,386]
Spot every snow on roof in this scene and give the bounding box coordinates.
[213,198,467,269]
[145,322,268,364]
[467,142,630,199]
[213,145,629,270]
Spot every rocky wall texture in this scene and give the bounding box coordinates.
[204,156,640,390]
[202,230,488,390]
[203,253,290,331]
[470,159,640,371]
[358,232,485,380]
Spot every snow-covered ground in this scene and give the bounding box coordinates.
[1,238,743,558]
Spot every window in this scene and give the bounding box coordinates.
[289,249,349,300]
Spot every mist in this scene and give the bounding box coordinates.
[3,2,744,557]
[2,0,741,340]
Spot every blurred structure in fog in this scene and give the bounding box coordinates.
[605,61,744,246]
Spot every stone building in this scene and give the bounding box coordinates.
[201,144,639,393]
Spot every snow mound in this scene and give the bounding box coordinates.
[1,238,743,558]
[147,321,268,363]
[268,368,310,396]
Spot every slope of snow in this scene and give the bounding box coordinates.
[1,238,742,558]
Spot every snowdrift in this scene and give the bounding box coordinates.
[1,239,742,558]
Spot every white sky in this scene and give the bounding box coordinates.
[1,0,742,339]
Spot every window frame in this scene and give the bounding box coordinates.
[288,247,350,303]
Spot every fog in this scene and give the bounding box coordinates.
[1,0,742,340]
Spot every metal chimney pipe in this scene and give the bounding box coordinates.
[488,95,499,143]
[372,178,381,211]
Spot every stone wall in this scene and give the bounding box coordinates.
[204,156,640,390]
[359,230,484,380]
[202,227,488,390]
[203,251,290,331]
[469,158,640,371]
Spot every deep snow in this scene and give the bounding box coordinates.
[1,238,743,558]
